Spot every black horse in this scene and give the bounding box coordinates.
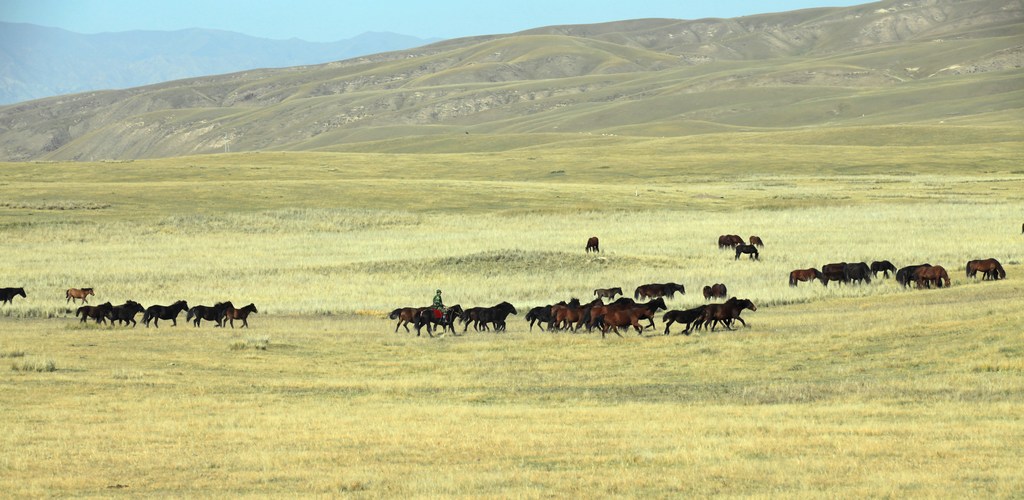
[870,261,897,278]
[142,300,189,328]
[475,302,518,331]
[413,304,464,337]
[896,264,932,288]
[525,305,554,331]
[187,302,230,327]
[108,300,145,327]
[844,262,872,284]
[0,287,26,305]
[662,306,707,335]
[734,244,759,260]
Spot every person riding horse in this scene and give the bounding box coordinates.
[432,289,447,324]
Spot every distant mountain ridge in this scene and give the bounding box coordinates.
[0,0,1021,161]
[0,22,440,105]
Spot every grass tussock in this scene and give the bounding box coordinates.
[10,356,56,372]
[230,336,270,351]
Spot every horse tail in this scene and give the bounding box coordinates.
[789,272,796,287]
[388,308,401,320]
[634,287,641,300]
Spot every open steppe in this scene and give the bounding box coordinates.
[1,132,1023,496]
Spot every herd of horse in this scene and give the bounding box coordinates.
[788,258,1005,289]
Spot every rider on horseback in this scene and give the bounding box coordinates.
[432,289,446,324]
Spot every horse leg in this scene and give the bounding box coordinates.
[664,319,674,335]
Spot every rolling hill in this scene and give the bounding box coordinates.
[0,0,1021,161]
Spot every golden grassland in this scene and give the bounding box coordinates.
[1,137,1023,496]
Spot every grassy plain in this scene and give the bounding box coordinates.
[1,132,1023,496]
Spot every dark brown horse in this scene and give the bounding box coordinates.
[593,287,622,300]
[917,266,951,288]
[187,302,230,327]
[596,298,667,338]
[702,284,727,300]
[966,258,1006,280]
[696,297,757,331]
[821,263,848,286]
[734,244,759,260]
[0,287,26,305]
[749,235,764,248]
[142,300,189,327]
[550,298,586,331]
[586,236,600,253]
[789,268,825,286]
[76,302,112,324]
[224,303,258,328]
[66,287,94,304]
[389,306,427,332]
[896,264,931,288]
[414,304,464,337]
[108,300,145,327]
[662,305,707,335]
[634,282,685,300]
[718,234,744,249]
[870,261,897,278]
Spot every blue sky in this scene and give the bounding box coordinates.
[2,0,867,41]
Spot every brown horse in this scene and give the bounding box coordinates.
[749,235,764,248]
[702,284,727,300]
[76,302,112,324]
[593,287,622,300]
[550,298,586,331]
[389,306,427,332]
[634,282,685,300]
[696,297,757,331]
[821,263,848,286]
[966,258,1006,280]
[718,234,744,249]
[789,268,825,286]
[586,236,600,253]
[66,287,94,304]
[917,266,951,289]
[596,298,667,338]
[224,303,258,328]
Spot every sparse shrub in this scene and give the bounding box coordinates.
[11,356,56,372]
[230,336,270,351]
[1,348,26,358]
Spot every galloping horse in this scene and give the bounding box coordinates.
[475,302,517,331]
[0,287,26,305]
[389,306,427,332]
[870,261,897,278]
[695,297,757,331]
[142,300,189,327]
[789,268,825,286]
[586,236,600,253]
[108,301,145,327]
[414,304,463,337]
[76,302,112,324]
[187,302,230,327]
[66,287,94,304]
[917,265,951,289]
[595,298,667,338]
[593,287,622,300]
[525,305,554,331]
[966,258,1006,280]
[734,244,759,260]
[662,305,707,335]
[702,284,727,300]
[550,298,585,331]
[224,303,258,328]
[749,236,764,248]
[634,283,685,300]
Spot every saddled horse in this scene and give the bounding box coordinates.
[586,236,600,253]
[76,302,113,324]
[187,302,230,327]
[821,263,848,286]
[870,261,897,278]
[634,282,685,300]
[66,287,94,304]
[896,264,931,288]
[695,297,756,331]
[966,258,1006,280]
[718,234,744,249]
[595,298,667,338]
[108,300,145,327]
[0,287,26,305]
[593,287,622,300]
[224,303,258,328]
[389,306,427,333]
[662,305,707,335]
[844,262,872,285]
[789,268,825,286]
[142,300,189,328]
[414,304,463,337]
[734,244,759,260]
[702,283,727,300]
[749,235,764,248]
[917,265,951,289]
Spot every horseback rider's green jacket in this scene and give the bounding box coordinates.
[433,292,444,309]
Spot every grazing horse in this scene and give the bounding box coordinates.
[586,236,600,253]
[187,302,230,327]
[749,236,764,248]
[525,305,554,331]
[870,261,897,278]
[789,268,825,286]
[389,306,427,333]
[718,234,744,249]
[414,304,463,337]
[662,306,707,335]
[596,298,667,338]
[634,282,685,300]
[142,300,189,328]
[844,262,872,285]
[76,302,113,324]
[593,287,622,300]
[696,297,757,331]
[734,244,759,260]
[474,302,517,331]
[917,265,951,289]
[702,284,727,300]
[821,263,848,286]
[896,264,931,288]
[966,258,1006,280]
[66,287,94,304]
[108,301,145,327]
[224,303,258,328]
[0,287,26,305]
